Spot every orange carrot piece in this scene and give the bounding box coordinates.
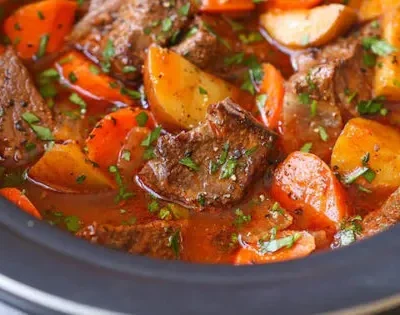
[258,63,285,130]
[266,0,323,10]
[200,0,255,12]
[86,108,155,170]
[55,51,135,107]
[4,0,77,59]
[234,231,315,265]
[270,152,350,233]
[0,188,41,219]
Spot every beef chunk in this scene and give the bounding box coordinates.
[360,188,400,238]
[70,0,196,83]
[280,23,380,160]
[78,220,186,260]
[172,15,291,83]
[0,47,53,168]
[138,98,276,209]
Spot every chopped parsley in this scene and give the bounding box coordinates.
[68,72,78,83]
[101,39,115,73]
[37,10,45,20]
[238,32,263,44]
[179,156,200,171]
[64,215,81,233]
[168,230,181,258]
[357,96,387,116]
[198,86,208,95]
[148,199,159,213]
[256,94,268,112]
[135,111,148,127]
[298,93,311,105]
[300,142,313,153]
[198,193,206,207]
[22,112,54,141]
[120,87,141,99]
[337,215,362,247]
[310,100,318,117]
[318,126,329,142]
[220,158,237,179]
[161,17,173,32]
[141,126,162,147]
[224,52,245,66]
[76,175,86,184]
[36,33,49,58]
[121,150,131,161]
[178,3,190,16]
[362,37,397,56]
[108,165,134,203]
[343,166,370,184]
[89,64,100,75]
[245,146,258,156]
[69,93,87,114]
[122,65,137,73]
[233,208,251,227]
[259,233,301,254]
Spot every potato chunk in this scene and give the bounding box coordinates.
[331,118,400,191]
[29,142,115,193]
[374,7,400,100]
[144,45,251,130]
[260,4,357,48]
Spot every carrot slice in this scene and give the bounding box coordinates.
[55,51,134,107]
[4,0,77,59]
[234,231,315,265]
[266,0,323,10]
[86,108,155,170]
[200,0,255,12]
[257,63,285,130]
[0,188,41,219]
[270,152,350,233]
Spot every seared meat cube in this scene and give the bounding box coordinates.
[78,220,186,260]
[360,188,400,238]
[70,0,196,83]
[138,98,276,209]
[0,47,53,168]
[280,22,380,160]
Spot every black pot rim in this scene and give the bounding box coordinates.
[1,197,399,315]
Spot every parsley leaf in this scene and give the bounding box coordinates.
[179,156,200,171]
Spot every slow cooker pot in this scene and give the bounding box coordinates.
[1,197,400,315]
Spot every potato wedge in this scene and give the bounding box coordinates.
[380,0,400,11]
[144,45,252,130]
[29,142,115,193]
[374,7,400,100]
[359,0,382,21]
[331,118,400,191]
[260,4,358,48]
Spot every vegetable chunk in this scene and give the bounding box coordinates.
[144,45,252,131]
[4,0,77,59]
[271,151,350,232]
[86,108,154,171]
[331,118,400,192]
[200,0,255,12]
[0,188,41,219]
[260,4,358,48]
[374,7,400,100]
[29,142,115,193]
[234,231,315,265]
[55,51,134,107]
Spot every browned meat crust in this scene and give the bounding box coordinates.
[70,0,196,83]
[138,98,276,209]
[0,47,53,168]
[78,220,187,260]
